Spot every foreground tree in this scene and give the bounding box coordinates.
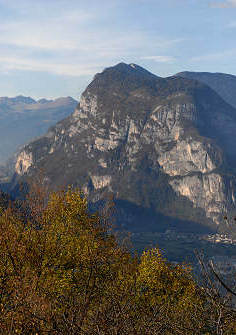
[0,186,236,334]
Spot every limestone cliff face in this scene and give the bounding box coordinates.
[12,63,236,231]
[170,174,234,224]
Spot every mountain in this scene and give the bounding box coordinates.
[176,71,236,109]
[0,95,78,167]
[10,63,236,234]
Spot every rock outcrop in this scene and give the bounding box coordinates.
[15,150,33,176]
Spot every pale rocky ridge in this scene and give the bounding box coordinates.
[11,63,236,232]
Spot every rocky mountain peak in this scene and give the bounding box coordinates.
[97,62,158,78]
[85,62,160,98]
[11,63,236,233]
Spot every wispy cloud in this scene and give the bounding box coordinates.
[0,11,94,51]
[190,49,236,62]
[0,31,181,77]
[226,20,236,27]
[141,55,176,63]
[0,3,184,78]
[0,17,183,55]
[0,56,102,76]
[210,0,236,8]
[0,0,209,98]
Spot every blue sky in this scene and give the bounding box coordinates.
[0,0,236,99]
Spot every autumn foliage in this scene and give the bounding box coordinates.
[0,187,236,334]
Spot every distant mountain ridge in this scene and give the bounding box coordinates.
[0,95,78,168]
[11,63,236,234]
[0,95,36,105]
[176,71,236,109]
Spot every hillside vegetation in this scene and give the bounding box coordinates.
[0,185,236,334]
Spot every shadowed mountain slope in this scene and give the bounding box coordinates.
[176,71,236,109]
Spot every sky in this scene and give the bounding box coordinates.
[0,0,236,99]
